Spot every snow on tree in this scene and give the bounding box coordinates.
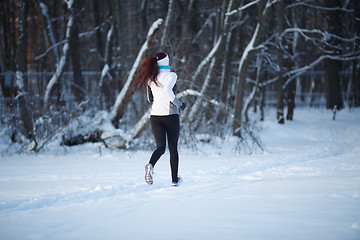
[2,0,360,152]
[110,18,164,127]
[99,25,114,109]
[187,58,216,123]
[231,0,276,136]
[43,0,75,109]
[160,0,174,49]
[38,1,60,66]
[15,0,37,150]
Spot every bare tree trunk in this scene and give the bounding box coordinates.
[37,0,60,69]
[276,0,284,124]
[179,0,195,62]
[189,36,222,89]
[324,58,344,110]
[217,0,235,122]
[324,0,344,110]
[286,78,296,120]
[187,57,216,123]
[160,0,174,49]
[217,27,236,123]
[287,6,299,120]
[110,18,163,127]
[111,0,127,75]
[351,45,360,107]
[233,31,254,135]
[69,0,85,102]
[44,0,74,109]
[16,0,37,149]
[0,0,17,98]
[350,0,360,107]
[232,0,270,136]
[93,0,104,71]
[184,0,233,124]
[138,0,147,41]
[244,52,263,123]
[99,25,114,110]
[353,59,360,107]
[259,83,265,121]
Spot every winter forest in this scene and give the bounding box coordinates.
[0,0,359,152]
[1,1,360,239]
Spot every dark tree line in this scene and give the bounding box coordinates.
[0,0,359,151]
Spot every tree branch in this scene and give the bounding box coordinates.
[226,0,260,16]
[110,18,164,125]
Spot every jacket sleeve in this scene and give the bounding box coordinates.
[164,73,186,111]
[163,72,177,102]
[147,85,154,103]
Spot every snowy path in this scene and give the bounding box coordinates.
[0,108,359,240]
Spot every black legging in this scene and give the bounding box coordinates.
[149,114,180,183]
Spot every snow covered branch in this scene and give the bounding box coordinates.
[110,18,164,125]
[226,0,260,16]
[115,87,216,142]
[35,23,106,61]
[192,12,216,44]
[188,57,216,122]
[160,0,174,48]
[99,25,114,94]
[280,28,360,53]
[44,0,74,108]
[265,0,280,11]
[38,1,59,64]
[233,0,277,135]
[190,36,222,86]
[285,1,354,13]
[283,53,360,89]
[128,86,224,141]
[128,108,151,139]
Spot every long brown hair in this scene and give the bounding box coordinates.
[134,52,167,90]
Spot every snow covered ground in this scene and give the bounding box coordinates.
[0,108,359,240]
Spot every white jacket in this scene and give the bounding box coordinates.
[148,68,179,116]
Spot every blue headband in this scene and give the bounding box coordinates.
[158,65,170,70]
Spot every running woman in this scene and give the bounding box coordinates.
[134,53,186,187]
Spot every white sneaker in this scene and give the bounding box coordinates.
[145,163,153,185]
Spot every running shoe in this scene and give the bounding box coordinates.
[172,176,182,187]
[145,163,153,185]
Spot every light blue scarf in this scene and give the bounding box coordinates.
[158,65,170,70]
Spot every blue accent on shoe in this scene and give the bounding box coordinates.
[172,176,182,187]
